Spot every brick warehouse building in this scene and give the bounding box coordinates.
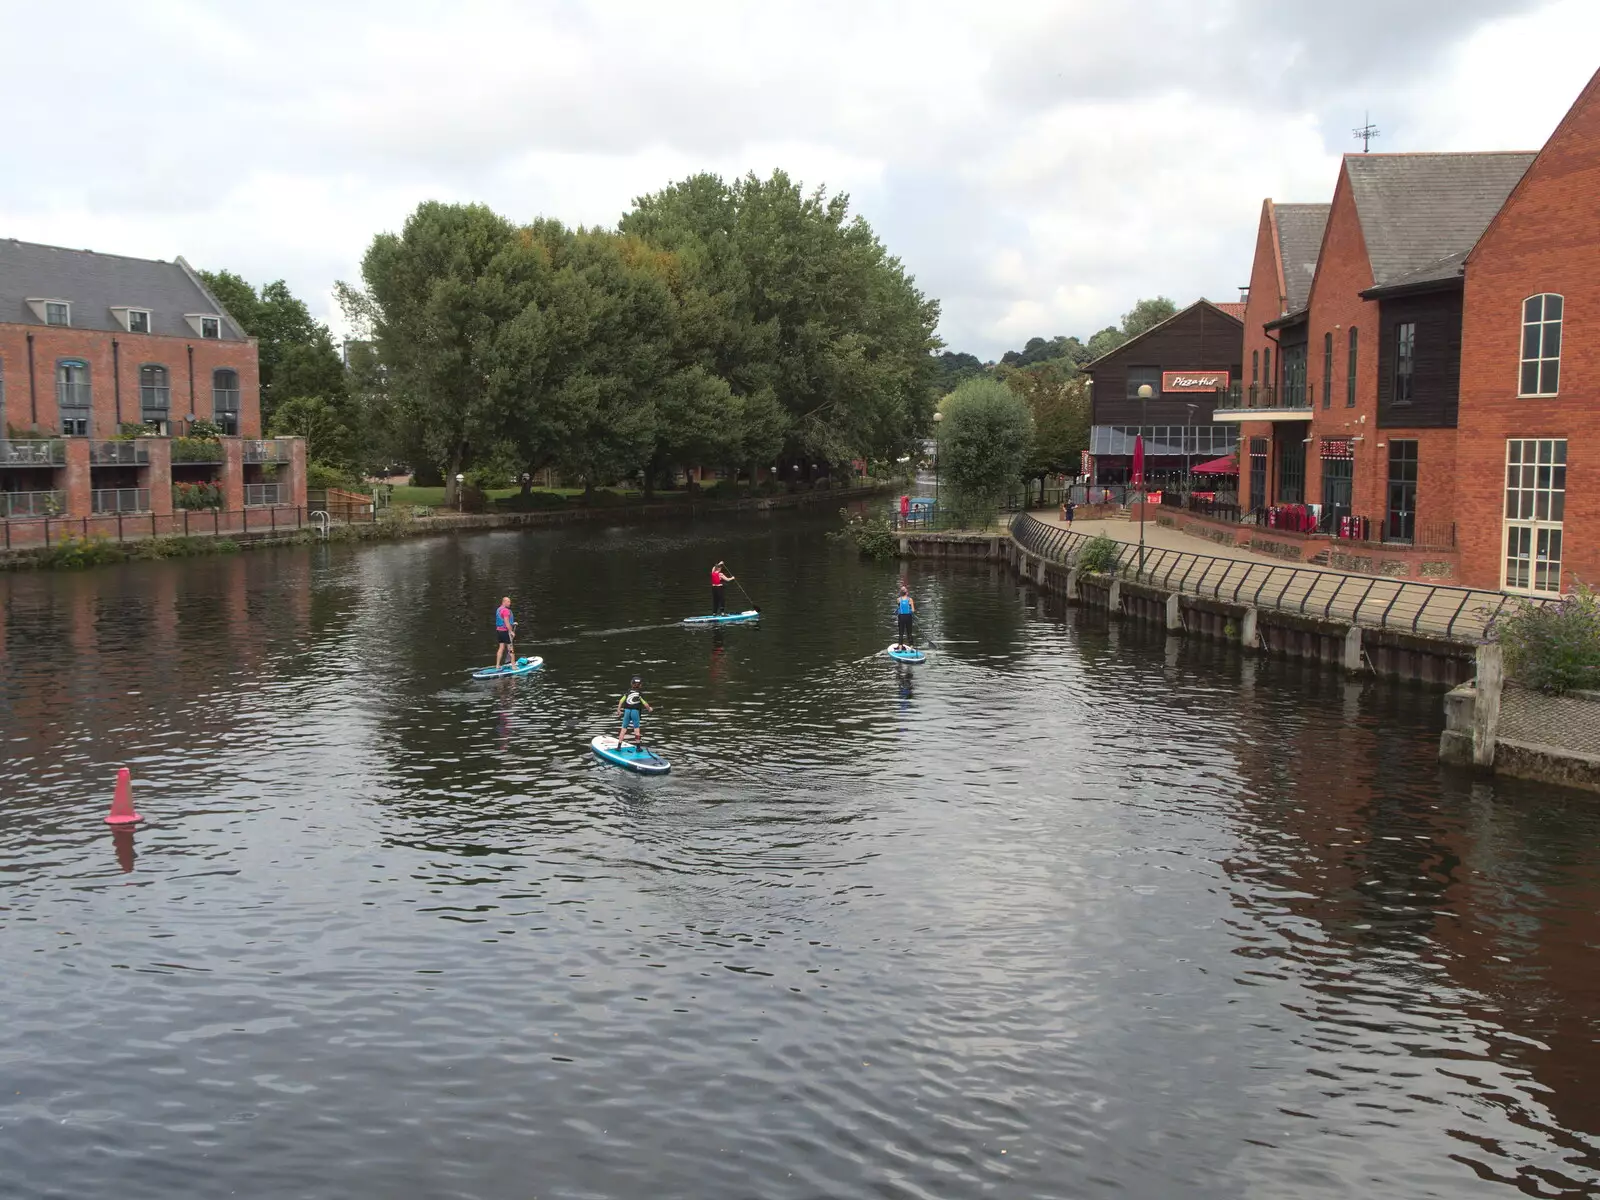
[1,239,305,530]
[1216,152,1534,569]
[1455,67,1600,594]
[1236,199,1329,514]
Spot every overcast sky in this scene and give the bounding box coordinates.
[1,1,1595,359]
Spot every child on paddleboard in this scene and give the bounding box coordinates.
[494,596,517,669]
[894,584,916,650]
[616,676,653,748]
[710,561,735,615]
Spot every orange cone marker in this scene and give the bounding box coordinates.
[105,767,142,825]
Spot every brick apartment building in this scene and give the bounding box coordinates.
[1455,67,1600,594]
[1,239,305,532]
[1083,299,1244,488]
[1217,152,1534,564]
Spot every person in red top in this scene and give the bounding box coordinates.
[493,596,516,669]
[710,561,735,615]
[900,494,910,525]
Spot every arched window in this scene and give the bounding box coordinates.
[1520,294,1562,396]
[56,359,91,436]
[213,368,241,434]
[1346,328,1358,407]
[1322,332,1333,409]
[139,364,171,430]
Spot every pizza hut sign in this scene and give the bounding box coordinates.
[1162,370,1230,392]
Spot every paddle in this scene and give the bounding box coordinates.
[733,577,760,614]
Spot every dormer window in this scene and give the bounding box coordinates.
[27,298,72,326]
[184,313,223,339]
[112,306,151,333]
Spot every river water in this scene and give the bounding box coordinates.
[2,513,1599,1199]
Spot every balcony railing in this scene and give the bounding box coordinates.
[92,488,151,514]
[244,439,290,464]
[0,439,66,467]
[91,440,150,466]
[1,490,64,518]
[244,482,286,506]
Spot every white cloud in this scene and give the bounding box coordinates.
[1,0,1594,358]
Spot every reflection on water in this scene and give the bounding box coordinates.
[2,515,1599,1199]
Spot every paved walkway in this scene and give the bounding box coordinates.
[1017,512,1519,641]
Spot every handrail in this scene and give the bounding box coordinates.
[1009,512,1550,641]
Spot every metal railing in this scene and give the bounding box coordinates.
[1213,383,1311,413]
[92,488,151,514]
[1,439,66,466]
[1,490,64,518]
[1010,511,1547,641]
[0,504,372,550]
[243,439,290,463]
[91,440,150,466]
[244,482,285,506]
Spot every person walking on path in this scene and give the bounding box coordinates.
[710,561,735,615]
[493,596,517,669]
[894,584,916,650]
[1061,496,1075,527]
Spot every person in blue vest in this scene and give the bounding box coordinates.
[893,584,916,650]
[493,596,516,669]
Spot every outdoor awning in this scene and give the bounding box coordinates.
[1191,456,1238,475]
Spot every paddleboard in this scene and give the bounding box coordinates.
[590,735,671,774]
[472,656,544,679]
[681,610,759,626]
[886,643,927,664]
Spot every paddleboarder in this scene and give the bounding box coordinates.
[615,676,654,749]
[710,561,736,615]
[493,595,517,669]
[894,584,916,650]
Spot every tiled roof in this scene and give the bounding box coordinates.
[1273,203,1330,312]
[1213,301,1247,320]
[0,238,246,340]
[1343,153,1536,286]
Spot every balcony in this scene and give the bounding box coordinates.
[92,487,151,514]
[1,490,64,518]
[1210,383,1313,423]
[91,440,150,466]
[244,482,286,506]
[244,439,291,464]
[1,439,66,467]
[173,437,225,464]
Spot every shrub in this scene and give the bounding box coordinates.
[1490,582,1600,694]
[830,510,897,561]
[704,479,744,498]
[494,490,567,512]
[41,535,127,568]
[306,462,359,491]
[173,437,224,463]
[187,418,224,441]
[458,484,488,514]
[1076,534,1121,575]
[173,480,223,510]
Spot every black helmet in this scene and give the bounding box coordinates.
[631,675,642,687]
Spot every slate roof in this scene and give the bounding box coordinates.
[1361,249,1468,297]
[0,238,246,341]
[1272,202,1330,312]
[1343,152,1536,286]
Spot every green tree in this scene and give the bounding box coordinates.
[1120,296,1178,339]
[1001,364,1090,503]
[938,377,1033,526]
[268,395,356,469]
[1084,324,1127,362]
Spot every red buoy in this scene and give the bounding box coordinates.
[105,767,142,825]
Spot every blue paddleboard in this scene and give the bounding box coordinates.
[681,609,759,626]
[472,656,544,679]
[886,642,927,664]
[591,735,671,774]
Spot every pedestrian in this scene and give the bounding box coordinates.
[900,493,911,527]
[493,595,516,669]
[1061,497,1075,527]
[710,560,735,615]
[894,583,916,650]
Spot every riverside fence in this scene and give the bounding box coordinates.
[0,503,372,551]
[1010,512,1546,642]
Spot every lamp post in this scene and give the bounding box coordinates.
[1136,383,1153,574]
[1184,401,1197,497]
[455,473,465,513]
[932,410,943,519]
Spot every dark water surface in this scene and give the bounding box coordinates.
[3,514,1600,1199]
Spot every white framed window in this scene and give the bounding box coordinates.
[1503,438,1566,593]
[128,309,150,333]
[46,301,69,326]
[184,313,224,338]
[1519,294,1562,396]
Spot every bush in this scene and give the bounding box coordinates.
[494,490,568,512]
[173,437,224,462]
[41,535,127,568]
[704,479,744,498]
[830,510,897,561]
[307,463,359,491]
[458,484,488,514]
[1491,582,1600,694]
[173,481,223,510]
[1076,534,1121,575]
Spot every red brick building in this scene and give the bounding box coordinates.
[1455,67,1600,593]
[1218,153,1533,568]
[1,239,304,531]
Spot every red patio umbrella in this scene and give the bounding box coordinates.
[1132,434,1145,486]
[1191,455,1238,475]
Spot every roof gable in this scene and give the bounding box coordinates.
[1084,299,1243,370]
[1272,202,1330,311]
[0,239,247,340]
[1344,152,1536,285]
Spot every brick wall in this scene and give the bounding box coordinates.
[0,324,261,438]
[1457,70,1600,591]
[1239,201,1284,510]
